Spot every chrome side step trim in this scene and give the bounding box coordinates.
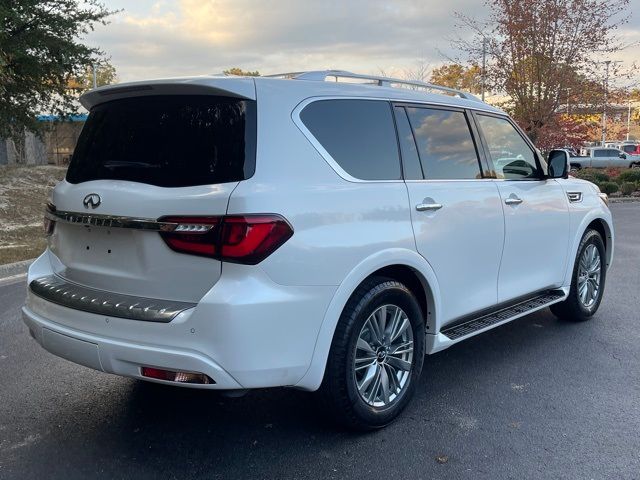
[29,275,196,322]
[441,290,565,340]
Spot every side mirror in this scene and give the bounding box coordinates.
[548,150,569,179]
[619,152,627,159]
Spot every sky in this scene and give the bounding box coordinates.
[87,0,640,85]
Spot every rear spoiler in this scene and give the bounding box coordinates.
[80,76,256,110]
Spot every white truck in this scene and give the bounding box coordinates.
[571,147,639,170]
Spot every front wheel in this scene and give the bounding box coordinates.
[550,229,607,321]
[318,277,425,430]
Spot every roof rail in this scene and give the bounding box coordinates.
[264,70,482,102]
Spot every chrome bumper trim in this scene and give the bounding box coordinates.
[29,275,196,323]
[44,204,214,233]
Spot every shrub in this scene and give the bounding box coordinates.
[598,181,619,195]
[621,182,636,196]
[575,168,609,183]
[616,169,640,185]
[604,167,622,180]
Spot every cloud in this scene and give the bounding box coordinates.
[87,0,487,81]
[87,0,640,83]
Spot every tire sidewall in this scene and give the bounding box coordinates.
[342,282,425,427]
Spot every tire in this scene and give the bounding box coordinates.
[318,276,425,430]
[550,229,607,321]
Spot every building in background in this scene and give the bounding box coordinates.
[0,115,86,166]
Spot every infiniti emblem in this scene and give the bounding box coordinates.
[83,193,101,209]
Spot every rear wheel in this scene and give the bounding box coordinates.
[550,229,606,321]
[318,277,425,430]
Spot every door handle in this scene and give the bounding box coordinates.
[416,203,443,212]
[504,196,523,205]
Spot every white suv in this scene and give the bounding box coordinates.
[23,70,614,429]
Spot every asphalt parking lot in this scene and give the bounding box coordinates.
[0,203,638,480]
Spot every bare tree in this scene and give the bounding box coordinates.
[403,58,432,84]
[452,0,631,143]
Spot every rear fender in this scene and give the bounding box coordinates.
[294,248,441,391]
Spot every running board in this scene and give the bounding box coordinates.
[441,290,565,341]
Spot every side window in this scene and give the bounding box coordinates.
[594,150,606,158]
[393,106,423,180]
[476,115,539,180]
[300,99,401,180]
[405,107,482,180]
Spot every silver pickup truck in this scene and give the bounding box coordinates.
[571,147,640,170]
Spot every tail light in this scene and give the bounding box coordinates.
[159,214,293,265]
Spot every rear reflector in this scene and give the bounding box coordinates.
[141,367,214,385]
[159,214,293,264]
[43,216,56,236]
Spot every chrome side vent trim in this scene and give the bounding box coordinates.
[567,192,583,203]
[30,275,196,322]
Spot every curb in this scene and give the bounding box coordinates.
[609,197,640,203]
[0,258,34,280]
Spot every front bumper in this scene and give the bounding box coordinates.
[23,252,337,390]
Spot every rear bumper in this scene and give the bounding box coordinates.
[22,305,243,389]
[24,252,337,390]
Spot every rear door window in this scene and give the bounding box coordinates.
[300,99,401,180]
[405,107,482,180]
[67,95,256,188]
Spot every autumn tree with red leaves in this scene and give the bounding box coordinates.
[453,0,631,145]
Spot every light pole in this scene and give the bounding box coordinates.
[481,37,487,102]
[599,60,623,146]
[627,99,632,141]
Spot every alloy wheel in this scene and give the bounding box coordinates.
[353,304,414,407]
[577,244,601,308]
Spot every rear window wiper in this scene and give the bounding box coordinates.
[103,161,160,169]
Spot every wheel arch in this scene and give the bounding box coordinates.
[293,248,441,391]
[563,213,614,286]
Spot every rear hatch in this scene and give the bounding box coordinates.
[47,83,257,302]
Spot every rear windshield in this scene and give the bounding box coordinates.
[67,95,256,187]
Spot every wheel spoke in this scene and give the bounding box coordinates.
[358,363,378,393]
[384,364,400,394]
[365,317,382,345]
[380,366,390,404]
[389,340,414,356]
[379,307,389,337]
[366,365,382,404]
[390,317,410,343]
[356,337,375,354]
[355,359,377,371]
[386,355,412,371]
[385,306,402,339]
